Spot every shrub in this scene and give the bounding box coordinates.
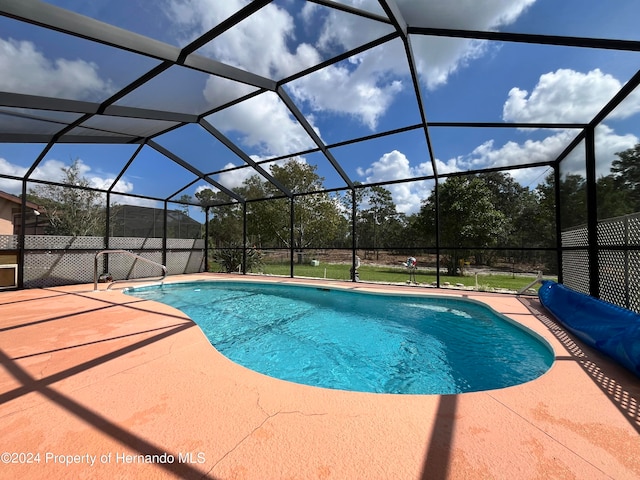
[212,245,263,273]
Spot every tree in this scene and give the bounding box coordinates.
[357,185,404,259]
[560,173,588,229]
[533,171,556,236]
[244,160,346,251]
[177,194,193,217]
[195,189,243,247]
[476,172,522,240]
[417,175,508,275]
[596,175,632,219]
[477,171,555,267]
[29,159,105,236]
[609,143,640,214]
[339,185,363,249]
[536,143,640,228]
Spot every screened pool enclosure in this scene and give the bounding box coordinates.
[0,1,639,312]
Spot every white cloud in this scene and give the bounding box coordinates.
[410,37,490,90]
[30,158,133,193]
[202,75,257,108]
[167,0,319,79]
[109,193,159,208]
[0,157,134,194]
[403,0,534,90]
[217,163,256,190]
[205,92,317,156]
[89,176,134,193]
[294,0,537,118]
[0,157,27,194]
[436,132,575,174]
[503,69,640,123]
[496,67,640,184]
[0,37,113,100]
[433,126,639,188]
[292,4,405,129]
[307,2,390,54]
[287,60,403,130]
[358,150,433,214]
[398,0,536,30]
[352,121,639,215]
[561,124,639,179]
[168,0,537,133]
[310,0,536,88]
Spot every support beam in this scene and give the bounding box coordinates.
[199,119,292,198]
[585,127,599,298]
[277,87,354,189]
[147,140,245,204]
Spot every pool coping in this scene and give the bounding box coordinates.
[1,273,639,479]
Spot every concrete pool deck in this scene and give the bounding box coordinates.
[1,273,638,479]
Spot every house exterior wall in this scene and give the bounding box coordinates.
[0,198,16,235]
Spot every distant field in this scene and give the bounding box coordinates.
[217,261,552,293]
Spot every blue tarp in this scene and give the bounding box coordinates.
[538,280,640,377]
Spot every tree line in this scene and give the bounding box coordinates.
[197,143,640,274]
[23,144,640,275]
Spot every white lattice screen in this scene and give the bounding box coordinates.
[0,235,204,288]
[562,212,640,313]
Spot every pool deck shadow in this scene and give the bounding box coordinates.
[1,273,638,479]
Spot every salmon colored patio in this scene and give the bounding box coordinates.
[1,273,639,479]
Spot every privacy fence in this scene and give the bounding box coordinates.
[562,212,640,313]
[0,234,204,289]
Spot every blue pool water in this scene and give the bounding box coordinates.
[126,281,553,394]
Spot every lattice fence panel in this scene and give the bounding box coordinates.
[24,251,103,288]
[25,235,105,250]
[16,235,204,288]
[106,251,164,280]
[166,238,204,249]
[598,250,630,310]
[629,251,640,313]
[597,219,626,245]
[561,228,588,247]
[166,250,204,275]
[599,251,640,313]
[562,250,590,295]
[108,237,163,249]
[0,235,18,249]
[629,216,640,246]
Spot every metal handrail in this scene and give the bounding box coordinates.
[517,271,543,295]
[94,249,167,291]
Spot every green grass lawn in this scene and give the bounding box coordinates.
[240,262,550,292]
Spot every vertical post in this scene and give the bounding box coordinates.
[434,179,441,288]
[554,164,563,284]
[624,214,630,309]
[290,196,295,278]
[242,202,247,274]
[162,200,168,269]
[17,180,27,289]
[585,127,599,298]
[351,187,357,282]
[104,191,110,276]
[204,206,209,273]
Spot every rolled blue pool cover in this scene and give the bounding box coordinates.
[538,280,640,377]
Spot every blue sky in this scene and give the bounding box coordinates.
[1,0,639,220]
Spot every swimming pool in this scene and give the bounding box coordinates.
[126,281,553,394]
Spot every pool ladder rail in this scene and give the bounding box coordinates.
[93,249,167,291]
[517,271,544,295]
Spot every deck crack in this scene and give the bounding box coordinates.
[208,394,328,476]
